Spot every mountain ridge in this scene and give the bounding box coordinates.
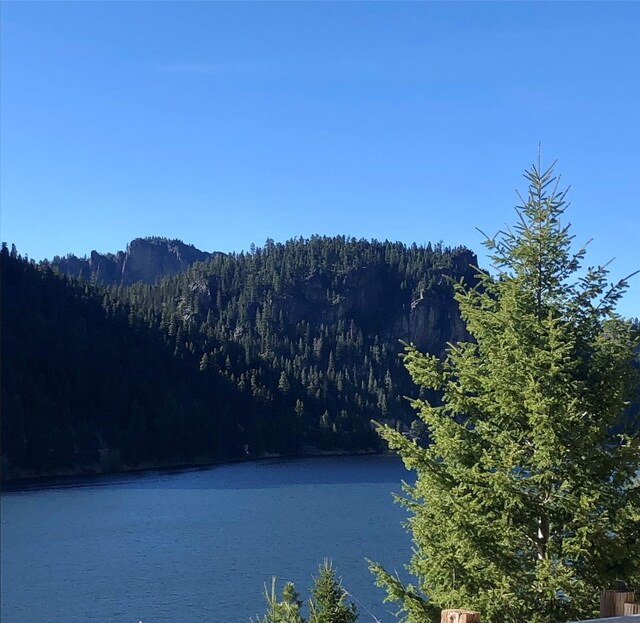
[48,237,215,285]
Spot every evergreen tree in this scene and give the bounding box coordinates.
[371,160,640,623]
[309,560,357,623]
[254,562,357,623]
[254,579,304,623]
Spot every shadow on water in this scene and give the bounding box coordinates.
[2,453,413,494]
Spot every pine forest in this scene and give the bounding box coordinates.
[2,236,480,479]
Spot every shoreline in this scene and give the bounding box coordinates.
[0,448,391,492]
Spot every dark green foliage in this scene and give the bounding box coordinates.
[255,579,305,623]
[372,161,640,623]
[103,236,477,458]
[254,561,357,623]
[309,560,358,623]
[0,247,250,477]
[2,236,477,478]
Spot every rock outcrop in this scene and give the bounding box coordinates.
[227,247,477,355]
[50,238,211,285]
[120,238,210,285]
[390,290,468,357]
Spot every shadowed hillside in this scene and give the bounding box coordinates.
[2,237,477,479]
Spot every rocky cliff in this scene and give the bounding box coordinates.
[50,237,212,285]
[190,244,479,359]
[267,260,474,355]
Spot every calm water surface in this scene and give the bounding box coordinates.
[1,455,414,623]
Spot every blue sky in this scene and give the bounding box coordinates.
[1,1,638,317]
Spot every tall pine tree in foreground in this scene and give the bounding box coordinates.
[370,159,640,623]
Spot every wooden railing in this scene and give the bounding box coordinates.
[571,617,640,623]
[441,590,640,623]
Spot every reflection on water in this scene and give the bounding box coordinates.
[1,455,414,623]
[3,454,407,492]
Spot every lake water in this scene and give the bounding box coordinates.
[1,455,415,623]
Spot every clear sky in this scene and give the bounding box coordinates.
[1,1,638,317]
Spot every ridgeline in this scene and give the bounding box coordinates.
[1,236,479,479]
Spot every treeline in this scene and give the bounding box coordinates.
[1,245,251,476]
[2,237,477,478]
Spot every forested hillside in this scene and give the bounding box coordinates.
[2,237,478,479]
[1,245,251,478]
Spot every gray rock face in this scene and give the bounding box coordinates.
[120,238,210,285]
[338,266,386,316]
[50,238,211,286]
[263,250,476,355]
[90,250,125,284]
[389,290,469,357]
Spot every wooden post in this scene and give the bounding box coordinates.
[624,602,640,615]
[441,609,481,623]
[599,590,635,616]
